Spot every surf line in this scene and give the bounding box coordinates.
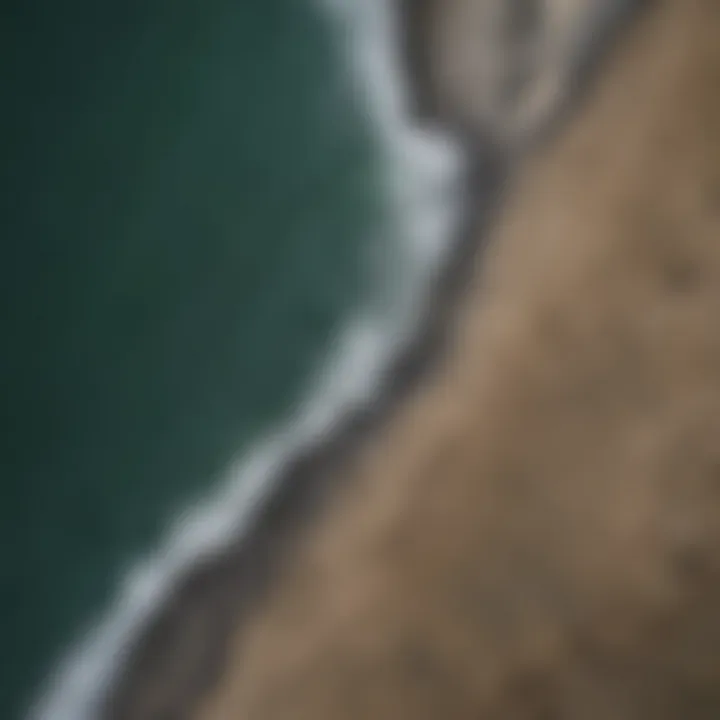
[28,2,465,718]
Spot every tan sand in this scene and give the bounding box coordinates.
[192,0,720,717]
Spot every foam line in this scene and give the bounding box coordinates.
[28,2,464,718]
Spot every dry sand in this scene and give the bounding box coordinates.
[192,1,720,717]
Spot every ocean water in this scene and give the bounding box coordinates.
[2,1,463,718]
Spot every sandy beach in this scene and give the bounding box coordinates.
[104,1,720,718]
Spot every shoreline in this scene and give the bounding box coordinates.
[197,2,720,717]
[101,107,506,720]
[98,7,505,720]
[52,2,645,718]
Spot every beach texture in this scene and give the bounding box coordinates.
[110,0,720,717]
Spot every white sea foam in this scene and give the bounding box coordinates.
[28,2,464,718]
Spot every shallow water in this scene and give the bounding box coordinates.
[2,2,381,716]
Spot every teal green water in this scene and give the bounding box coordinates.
[1,2,382,716]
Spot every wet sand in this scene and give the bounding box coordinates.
[106,1,720,718]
